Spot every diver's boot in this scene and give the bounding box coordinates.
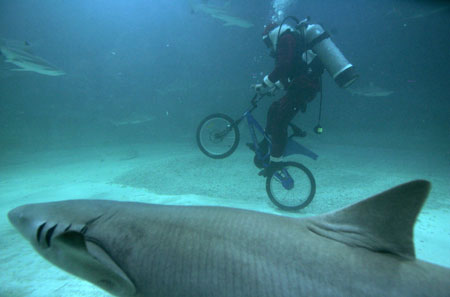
[259,156,284,177]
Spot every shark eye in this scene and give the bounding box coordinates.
[45,224,57,247]
[36,222,46,243]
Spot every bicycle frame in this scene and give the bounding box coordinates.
[228,92,318,162]
[246,110,272,163]
[242,108,294,187]
[229,94,272,164]
[196,93,317,209]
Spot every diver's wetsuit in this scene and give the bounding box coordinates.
[266,32,323,157]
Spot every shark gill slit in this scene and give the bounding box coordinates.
[80,225,88,234]
[86,215,103,225]
[45,224,57,247]
[64,224,72,232]
[36,222,46,243]
[80,215,103,234]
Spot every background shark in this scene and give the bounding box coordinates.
[109,114,156,127]
[8,180,450,297]
[347,82,394,97]
[189,0,253,28]
[0,39,65,76]
[404,6,449,20]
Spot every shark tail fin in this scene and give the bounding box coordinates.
[308,180,430,259]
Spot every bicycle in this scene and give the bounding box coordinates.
[196,93,318,211]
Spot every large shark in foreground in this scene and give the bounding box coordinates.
[0,40,65,76]
[8,180,450,296]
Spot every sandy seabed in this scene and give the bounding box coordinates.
[1,139,449,297]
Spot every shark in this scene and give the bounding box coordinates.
[189,1,254,28]
[347,82,394,97]
[7,180,450,296]
[404,6,449,20]
[208,12,254,28]
[110,114,156,127]
[0,40,65,76]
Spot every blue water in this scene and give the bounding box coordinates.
[0,0,448,151]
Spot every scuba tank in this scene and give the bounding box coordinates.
[276,16,359,135]
[303,23,358,88]
[279,16,358,88]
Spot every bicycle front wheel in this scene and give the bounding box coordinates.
[196,113,240,159]
[266,162,316,211]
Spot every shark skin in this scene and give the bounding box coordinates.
[7,180,450,297]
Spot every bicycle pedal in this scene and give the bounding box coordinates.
[258,169,269,177]
[258,162,281,177]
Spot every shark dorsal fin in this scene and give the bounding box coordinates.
[308,180,430,259]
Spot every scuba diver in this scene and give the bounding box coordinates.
[251,17,358,172]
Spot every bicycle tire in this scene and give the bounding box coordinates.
[266,162,316,211]
[196,113,240,159]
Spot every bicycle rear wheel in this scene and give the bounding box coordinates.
[196,113,240,159]
[266,162,316,211]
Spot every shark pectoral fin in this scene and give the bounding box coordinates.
[85,240,137,296]
[308,180,431,259]
[53,232,136,296]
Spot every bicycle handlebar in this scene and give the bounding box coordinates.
[251,91,273,107]
[250,94,259,106]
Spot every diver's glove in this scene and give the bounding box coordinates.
[251,82,269,94]
[251,82,274,95]
[251,75,282,95]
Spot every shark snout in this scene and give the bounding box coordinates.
[8,205,27,229]
[8,204,48,245]
[8,201,106,249]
